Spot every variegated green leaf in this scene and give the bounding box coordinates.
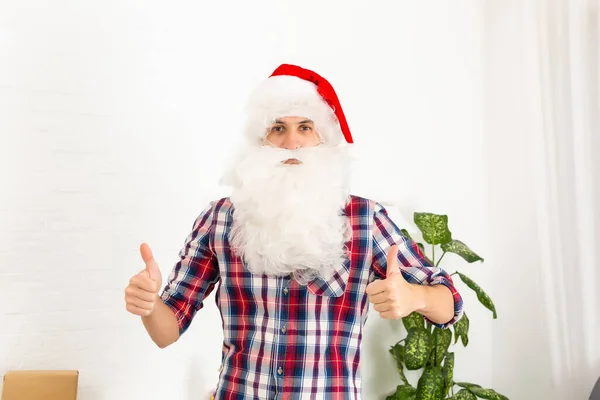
[401,229,413,240]
[397,384,417,399]
[442,352,454,397]
[415,366,445,400]
[455,382,482,390]
[440,240,484,263]
[405,328,432,370]
[413,213,452,245]
[456,272,497,319]
[386,384,417,400]
[467,386,509,400]
[447,389,477,400]
[403,311,425,332]
[431,327,452,366]
[453,312,470,347]
[389,343,409,385]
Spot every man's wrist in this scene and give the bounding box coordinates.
[410,284,429,314]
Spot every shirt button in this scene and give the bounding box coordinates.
[281,325,287,334]
[283,287,289,295]
[277,366,283,375]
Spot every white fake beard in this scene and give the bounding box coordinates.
[220,144,352,285]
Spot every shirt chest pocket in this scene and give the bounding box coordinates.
[306,259,350,297]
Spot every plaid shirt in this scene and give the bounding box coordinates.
[160,195,463,400]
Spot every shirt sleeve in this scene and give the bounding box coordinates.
[159,202,220,335]
[371,203,464,328]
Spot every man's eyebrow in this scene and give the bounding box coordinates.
[273,119,314,125]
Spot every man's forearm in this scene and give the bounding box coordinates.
[412,284,455,325]
[142,298,180,348]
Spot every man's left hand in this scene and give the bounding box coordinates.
[366,245,420,320]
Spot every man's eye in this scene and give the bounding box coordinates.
[271,126,284,133]
[300,125,312,131]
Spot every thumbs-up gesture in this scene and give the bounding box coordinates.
[124,243,163,317]
[366,245,419,320]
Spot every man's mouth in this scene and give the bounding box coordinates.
[283,158,302,165]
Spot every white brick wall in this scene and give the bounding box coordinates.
[0,1,488,398]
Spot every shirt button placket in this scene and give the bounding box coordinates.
[276,278,289,392]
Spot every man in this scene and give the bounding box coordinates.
[124,64,463,399]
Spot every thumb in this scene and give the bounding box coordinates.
[386,244,401,278]
[140,242,160,282]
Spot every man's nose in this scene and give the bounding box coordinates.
[280,134,301,150]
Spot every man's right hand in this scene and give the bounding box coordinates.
[125,243,163,317]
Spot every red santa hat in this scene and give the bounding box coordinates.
[244,64,354,145]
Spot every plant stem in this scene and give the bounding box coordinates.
[435,251,446,268]
[432,245,435,264]
[434,328,438,366]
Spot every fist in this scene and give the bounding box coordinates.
[366,245,418,320]
[124,243,163,317]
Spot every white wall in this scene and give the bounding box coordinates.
[483,2,599,399]
[482,3,551,398]
[0,1,492,399]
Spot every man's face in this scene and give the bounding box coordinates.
[224,113,351,283]
[264,116,321,164]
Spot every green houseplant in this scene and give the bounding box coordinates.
[386,212,509,400]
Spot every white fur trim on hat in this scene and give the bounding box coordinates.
[244,75,343,146]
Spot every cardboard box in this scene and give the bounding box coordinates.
[2,370,78,400]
